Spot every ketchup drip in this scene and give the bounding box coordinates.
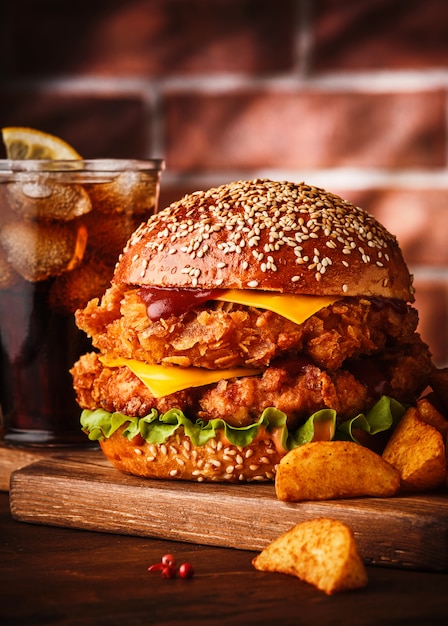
[139,286,225,321]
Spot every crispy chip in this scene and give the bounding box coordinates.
[382,406,447,491]
[252,518,368,595]
[275,440,400,502]
[416,398,448,437]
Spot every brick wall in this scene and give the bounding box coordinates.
[1,0,448,365]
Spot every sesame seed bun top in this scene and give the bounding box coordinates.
[114,179,414,301]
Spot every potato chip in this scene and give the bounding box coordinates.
[252,518,368,595]
[416,398,448,437]
[275,440,400,502]
[382,406,447,491]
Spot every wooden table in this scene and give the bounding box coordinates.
[1,491,448,625]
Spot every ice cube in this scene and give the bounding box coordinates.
[0,219,88,282]
[86,171,158,216]
[4,179,92,221]
[49,256,114,314]
[83,211,143,264]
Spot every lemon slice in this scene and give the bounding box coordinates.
[2,126,82,159]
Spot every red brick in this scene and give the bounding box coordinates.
[314,0,448,71]
[165,90,446,170]
[0,91,150,159]
[3,0,296,77]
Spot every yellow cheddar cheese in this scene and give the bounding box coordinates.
[99,356,261,399]
[215,290,336,326]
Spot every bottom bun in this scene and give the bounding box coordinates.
[100,426,285,483]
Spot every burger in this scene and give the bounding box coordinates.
[71,179,434,482]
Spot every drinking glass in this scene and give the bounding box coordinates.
[0,158,164,446]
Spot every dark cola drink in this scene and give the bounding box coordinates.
[0,280,92,445]
[0,159,163,447]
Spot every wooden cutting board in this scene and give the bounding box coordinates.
[8,450,448,572]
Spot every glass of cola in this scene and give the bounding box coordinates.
[0,158,164,446]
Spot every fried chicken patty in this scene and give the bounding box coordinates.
[72,339,431,430]
[72,284,433,430]
[76,283,421,371]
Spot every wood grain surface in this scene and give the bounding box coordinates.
[8,450,448,572]
[3,492,448,626]
[0,442,64,491]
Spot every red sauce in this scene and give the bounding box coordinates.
[139,286,225,321]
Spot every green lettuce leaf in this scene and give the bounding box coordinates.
[335,395,406,443]
[80,396,405,450]
[290,409,336,447]
[81,406,289,449]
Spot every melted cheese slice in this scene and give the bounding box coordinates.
[101,291,337,398]
[215,290,336,326]
[100,356,261,398]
